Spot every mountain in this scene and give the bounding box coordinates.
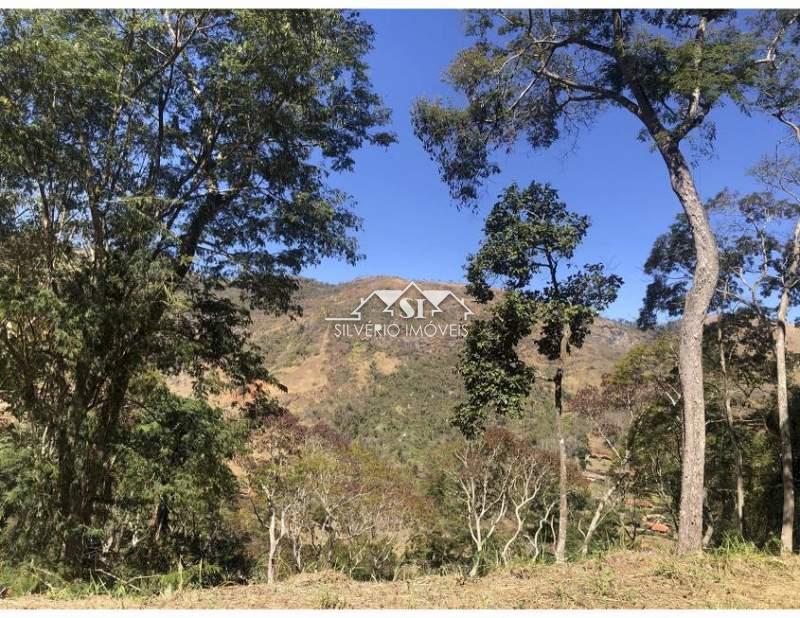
[238,276,651,469]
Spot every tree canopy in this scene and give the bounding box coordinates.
[412,10,756,205]
[0,9,393,569]
[455,181,621,437]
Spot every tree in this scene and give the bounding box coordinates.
[639,213,749,536]
[751,11,800,551]
[717,191,800,552]
[613,337,685,533]
[413,9,757,553]
[245,414,424,582]
[754,10,800,142]
[0,379,248,576]
[703,309,774,537]
[455,181,621,562]
[501,441,553,567]
[454,435,509,577]
[570,380,651,556]
[453,428,555,576]
[114,384,247,574]
[245,413,309,584]
[0,9,393,570]
[641,194,794,549]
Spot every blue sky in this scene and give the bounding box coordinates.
[303,10,788,322]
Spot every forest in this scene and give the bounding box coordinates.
[0,8,800,609]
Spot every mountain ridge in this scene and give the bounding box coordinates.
[236,276,652,467]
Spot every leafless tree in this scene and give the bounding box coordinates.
[454,437,511,577]
[571,382,653,556]
[525,499,559,562]
[501,447,553,565]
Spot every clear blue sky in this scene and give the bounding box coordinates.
[303,10,787,322]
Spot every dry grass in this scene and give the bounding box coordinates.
[5,549,800,609]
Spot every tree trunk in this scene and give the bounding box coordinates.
[468,554,481,578]
[553,328,570,563]
[267,512,277,584]
[502,503,526,565]
[581,482,616,557]
[266,510,285,584]
[774,216,800,552]
[468,505,484,577]
[776,294,796,553]
[661,144,720,554]
[716,322,745,536]
[292,535,303,572]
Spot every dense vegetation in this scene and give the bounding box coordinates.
[0,8,799,604]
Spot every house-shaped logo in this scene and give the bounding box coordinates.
[326,281,474,322]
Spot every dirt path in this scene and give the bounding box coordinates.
[6,550,800,609]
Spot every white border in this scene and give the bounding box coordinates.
[0,2,797,616]
[0,1,797,9]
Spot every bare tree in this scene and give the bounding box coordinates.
[246,469,313,585]
[454,435,512,577]
[284,485,312,573]
[571,381,653,556]
[525,500,559,562]
[501,447,554,565]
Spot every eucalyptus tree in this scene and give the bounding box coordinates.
[641,195,794,549]
[413,9,756,553]
[719,190,800,552]
[751,10,800,551]
[0,9,392,568]
[456,181,621,562]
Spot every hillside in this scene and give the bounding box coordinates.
[237,276,651,467]
[8,549,800,609]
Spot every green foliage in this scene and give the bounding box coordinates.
[112,384,248,574]
[0,382,250,579]
[413,10,757,205]
[0,9,392,571]
[640,189,800,329]
[455,181,622,436]
[453,293,536,437]
[612,332,798,548]
[638,215,696,328]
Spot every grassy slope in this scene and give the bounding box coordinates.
[8,549,800,609]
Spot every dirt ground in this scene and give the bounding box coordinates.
[6,549,800,609]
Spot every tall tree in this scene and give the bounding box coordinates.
[752,9,800,552]
[0,9,393,569]
[456,181,621,562]
[413,9,756,552]
[720,190,800,552]
[641,193,796,549]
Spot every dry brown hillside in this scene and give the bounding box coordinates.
[233,276,652,467]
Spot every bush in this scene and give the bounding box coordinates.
[0,384,251,582]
